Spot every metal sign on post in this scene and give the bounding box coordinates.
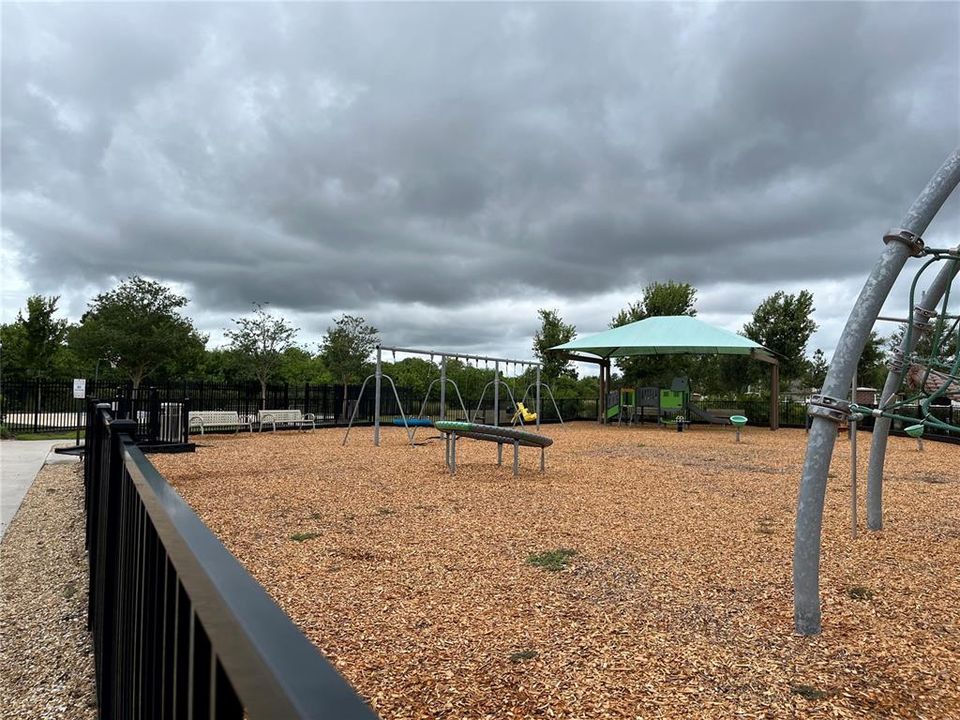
[73,379,87,446]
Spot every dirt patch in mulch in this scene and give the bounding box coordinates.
[0,463,96,720]
[153,422,960,719]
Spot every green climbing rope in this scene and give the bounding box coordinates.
[851,247,960,435]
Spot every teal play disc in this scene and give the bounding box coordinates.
[904,424,925,438]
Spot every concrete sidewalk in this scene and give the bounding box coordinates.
[0,440,80,540]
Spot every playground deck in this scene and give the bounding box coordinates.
[153,423,960,719]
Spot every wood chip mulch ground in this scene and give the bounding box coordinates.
[0,463,97,720]
[153,422,960,719]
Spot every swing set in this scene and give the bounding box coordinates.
[343,345,564,447]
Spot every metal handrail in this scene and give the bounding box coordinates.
[85,401,378,719]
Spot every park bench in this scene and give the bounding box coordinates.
[188,411,253,436]
[258,409,316,432]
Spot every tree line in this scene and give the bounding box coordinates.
[1,276,895,406]
[530,281,894,396]
[0,276,591,411]
[0,277,380,408]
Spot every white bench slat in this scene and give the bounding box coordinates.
[188,411,253,435]
[258,409,316,432]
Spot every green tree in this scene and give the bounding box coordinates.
[192,348,246,383]
[0,295,71,379]
[743,290,818,385]
[225,303,299,408]
[0,321,27,379]
[532,309,577,381]
[319,315,379,418]
[277,346,331,385]
[611,281,698,386]
[611,280,698,327]
[804,348,829,390]
[856,331,887,389]
[382,357,439,398]
[71,276,207,390]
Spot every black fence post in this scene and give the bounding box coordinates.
[32,378,41,433]
[148,387,161,442]
[182,397,191,442]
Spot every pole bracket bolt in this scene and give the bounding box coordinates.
[886,349,906,373]
[807,394,852,423]
[883,228,925,256]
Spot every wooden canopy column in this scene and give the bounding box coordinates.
[751,350,780,430]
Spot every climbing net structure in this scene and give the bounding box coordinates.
[854,248,960,436]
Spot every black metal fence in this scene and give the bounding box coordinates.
[1,378,585,434]
[5,378,956,440]
[83,400,378,719]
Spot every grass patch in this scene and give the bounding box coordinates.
[791,684,828,701]
[847,585,875,601]
[509,649,538,663]
[290,531,320,542]
[527,548,577,572]
[757,516,776,535]
[308,512,323,520]
[376,507,396,516]
[11,430,85,441]
[63,582,77,599]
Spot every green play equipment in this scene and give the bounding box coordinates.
[607,387,639,421]
[904,423,926,451]
[550,315,781,429]
[904,423,925,438]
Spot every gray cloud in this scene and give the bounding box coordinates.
[2,2,958,360]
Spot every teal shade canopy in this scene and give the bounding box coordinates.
[550,315,776,361]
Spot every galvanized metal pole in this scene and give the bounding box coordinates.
[374,347,382,447]
[451,432,457,475]
[535,366,541,430]
[866,249,959,529]
[494,362,502,465]
[439,355,446,422]
[493,362,500,427]
[794,148,960,635]
[850,372,857,540]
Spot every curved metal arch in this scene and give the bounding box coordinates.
[471,380,521,425]
[793,148,960,635]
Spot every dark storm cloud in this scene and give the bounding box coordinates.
[2,2,958,353]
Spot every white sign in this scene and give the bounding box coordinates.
[73,378,86,399]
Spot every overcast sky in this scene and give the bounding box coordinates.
[2,2,959,373]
